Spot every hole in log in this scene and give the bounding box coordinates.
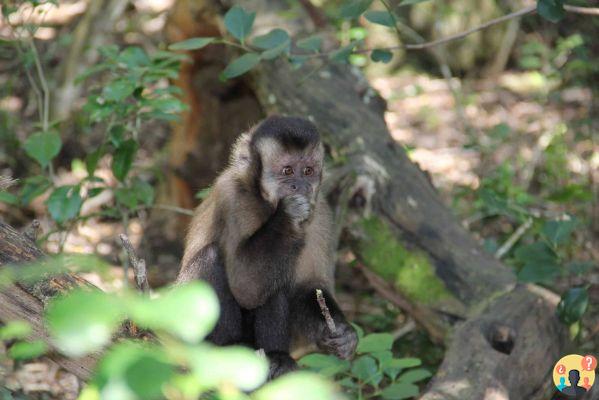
[349,188,366,209]
[485,322,516,355]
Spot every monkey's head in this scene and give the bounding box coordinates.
[249,116,324,208]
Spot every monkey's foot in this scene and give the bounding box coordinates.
[266,351,298,380]
[318,322,358,360]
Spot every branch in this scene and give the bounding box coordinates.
[402,5,536,50]
[356,263,447,344]
[118,234,150,294]
[315,289,337,334]
[0,176,17,190]
[495,218,533,259]
[564,4,599,15]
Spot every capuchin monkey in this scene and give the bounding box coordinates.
[177,116,358,378]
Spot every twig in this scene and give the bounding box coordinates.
[315,289,337,334]
[402,5,537,50]
[151,204,195,216]
[356,263,447,344]
[23,220,41,242]
[119,233,150,294]
[0,176,17,190]
[495,218,533,259]
[564,5,599,16]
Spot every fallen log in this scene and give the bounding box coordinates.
[0,221,99,380]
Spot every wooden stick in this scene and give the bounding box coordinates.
[315,289,337,334]
[119,234,150,294]
[0,176,17,190]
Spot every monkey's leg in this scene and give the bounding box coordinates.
[253,291,297,379]
[180,245,243,345]
[289,284,358,360]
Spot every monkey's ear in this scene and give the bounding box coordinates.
[230,132,252,168]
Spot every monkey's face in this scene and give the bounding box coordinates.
[258,139,323,208]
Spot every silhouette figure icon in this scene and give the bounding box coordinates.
[562,370,587,398]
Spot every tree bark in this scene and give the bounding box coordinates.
[0,221,99,380]
[165,1,568,399]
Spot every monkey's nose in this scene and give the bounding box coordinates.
[290,184,297,191]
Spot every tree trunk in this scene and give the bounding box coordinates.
[164,1,568,399]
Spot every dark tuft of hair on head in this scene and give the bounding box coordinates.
[250,116,320,151]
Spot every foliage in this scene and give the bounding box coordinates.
[0,262,339,400]
[300,330,428,399]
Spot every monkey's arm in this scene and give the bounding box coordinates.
[223,197,306,309]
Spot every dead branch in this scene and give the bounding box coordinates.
[118,234,150,294]
[356,264,447,344]
[315,289,337,334]
[0,176,17,190]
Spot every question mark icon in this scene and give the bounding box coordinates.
[581,355,597,371]
[556,364,566,374]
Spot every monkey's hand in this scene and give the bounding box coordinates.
[317,321,358,360]
[282,194,312,226]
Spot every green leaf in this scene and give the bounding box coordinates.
[351,355,378,382]
[537,0,565,23]
[398,368,432,383]
[357,333,394,353]
[371,49,393,63]
[298,353,350,377]
[252,29,290,50]
[103,80,137,102]
[380,382,419,399]
[398,0,431,5]
[187,345,268,391]
[86,147,104,176]
[168,37,215,51]
[514,242,560,284]
[132,178,154,206]
[297,35,322,53]
[517,261,560,284]
[46,186,83,224]
[94,341,174,400]
[8,340,48,360]
[0,191,19,205]
[542,217,577,247]
[351,322,364,339]
[114,187,138,210]
[46,289,125,357]
[224,5,256,41]
[566,261,595,276]
[339,0,373,19]
[514,241,556,264]
[254,372,338,400]
[557,287,588,325]
[329,41,361,63]
[117,46,150,68]
[24,130,62,168]
[261,40,291,60]
[128,282,219,343]
[109,125,126,147]
[0,321,32,340]
[364,10,396,27]
[382,357,422,380]
[20,176,51,206]
[112,139,138,182]
[220,53,261,79]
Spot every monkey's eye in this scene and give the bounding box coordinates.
[282,166,294,176]
[303,167,314,176]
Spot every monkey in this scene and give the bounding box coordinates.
[176,116,358,378]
